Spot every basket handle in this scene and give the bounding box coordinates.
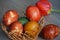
[1,23,8,34]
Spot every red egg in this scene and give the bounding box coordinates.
[41,24,59,39]
[10,22,23,34]
[26,6,41,22]
[3,10,19,26]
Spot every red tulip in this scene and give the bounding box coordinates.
[36,1,52,16]
[40,0,48,2]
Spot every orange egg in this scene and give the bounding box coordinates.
[24,21,40,37]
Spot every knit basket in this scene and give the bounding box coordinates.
[1,17,44,40]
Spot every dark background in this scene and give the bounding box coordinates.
[0,0,60,40]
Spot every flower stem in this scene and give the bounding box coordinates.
[51,9,60,13]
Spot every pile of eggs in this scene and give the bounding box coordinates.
[2,0,60,40]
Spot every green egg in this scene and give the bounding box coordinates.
[19,17,29,25]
